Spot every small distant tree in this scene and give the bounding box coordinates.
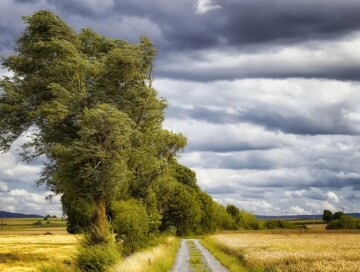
[322,210,333,223]
[333,211,345,220]
[326,215,359,230]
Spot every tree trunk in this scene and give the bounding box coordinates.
[91,198,109,244]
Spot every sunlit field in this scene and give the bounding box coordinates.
[0,218,68,235]
[0,234,78,272]
[207,232,360,272]
[0,232,178,272]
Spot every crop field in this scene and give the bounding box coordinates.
[0,234,78,272]
[0,218,67,235]
[0,231,178,272]
[206,232,360,272]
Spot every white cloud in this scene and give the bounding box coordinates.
[326,192,340,203]
[0,181,8,192]
[196,0,221,14]
[285,206,311,215]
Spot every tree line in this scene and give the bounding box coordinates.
[0,10,251,271]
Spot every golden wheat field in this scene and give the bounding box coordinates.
[210,232,360,272]
[0,234,78,272]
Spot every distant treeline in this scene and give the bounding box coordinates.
[0,211,42,218]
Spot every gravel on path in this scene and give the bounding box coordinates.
[172,239,191,272]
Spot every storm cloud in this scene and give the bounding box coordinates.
[1,0,360,215]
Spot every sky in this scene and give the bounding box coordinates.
[1,0,360,216]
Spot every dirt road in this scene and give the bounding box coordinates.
[172,239,228,272]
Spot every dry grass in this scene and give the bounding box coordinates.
[109,237,179,272]
[209,232,360,272]
[0,234,79,272]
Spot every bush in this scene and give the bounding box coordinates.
[326,215,359,229]
[265,220,297,229]
[77,242,119,272]
[33,220,42,225]
[112,199,150,254]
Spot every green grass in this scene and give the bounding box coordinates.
[200,237,254,272]
[187,240,210,272]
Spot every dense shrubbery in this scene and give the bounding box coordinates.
[326,215,360,230]
[112,199,151,254]
[264,220,298,229]
[323,210,360,229]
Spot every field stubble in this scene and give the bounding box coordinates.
[209,232,360,272]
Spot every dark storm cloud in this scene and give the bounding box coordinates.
[166,103,360,136]
[1,0,360,80]
[346,193,360,202]
[49,0,360,49]
[157,64,360,82]
[213,0,360,47]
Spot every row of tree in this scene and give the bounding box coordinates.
[0,11,302,271]
[0,11,254,270]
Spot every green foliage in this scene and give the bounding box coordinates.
[323,209,333,223]
[198,192,217,233]
[212,202,235,230]
[326,215,360,230]
[0,10,186,245]
[264,220,297,229]
[225,204,260,230]
[161,184,201,236]
[333,211,345,220]
[170,163,199,190]
[62,195,95,234]
[112,199,150,254]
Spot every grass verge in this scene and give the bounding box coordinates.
[200,237,267,272]
[188,240,210,272]
[109,236,179,272]
[200,237,248,272]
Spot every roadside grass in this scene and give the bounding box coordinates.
[200,237,249,272]
[109,236,179,272]
[206,232,360,272]
[187,240,210,272]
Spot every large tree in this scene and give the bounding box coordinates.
[0,11,186,243]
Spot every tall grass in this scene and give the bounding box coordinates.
[109,236,179,272]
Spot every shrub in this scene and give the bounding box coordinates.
[112,199,150,254]
[33,220,43,225]
[265,220,297,229]
[326,215,359,229]
[323,209,333,223]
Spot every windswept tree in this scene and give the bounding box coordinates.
[0,10,186,245]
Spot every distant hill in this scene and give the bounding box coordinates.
[0,211,43,218]
[256,213,360,220]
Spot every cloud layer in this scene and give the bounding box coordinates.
[0,0,359,215]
